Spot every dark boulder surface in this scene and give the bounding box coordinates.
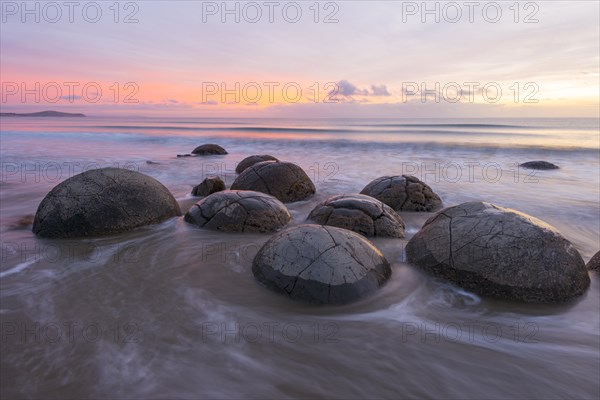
[587,251,600,271]
[252,224,391,305]
[191,144,228,155]
[307,194,405,238]
[184,190,291,233]
[520,161,559,170]
[360,175,442,212]
[191,176,226,197]
[236,155,279,174]
[406,201,590,302]
[33,168,181,238]
[231,161,315,203]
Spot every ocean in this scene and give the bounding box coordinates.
[1,116,599,399]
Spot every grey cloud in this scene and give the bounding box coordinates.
[370,85,390,96]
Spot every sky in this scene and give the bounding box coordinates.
[1,0,599,117]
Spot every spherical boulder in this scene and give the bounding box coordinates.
[191,176,225,196]
[406,201,590,302]
[252,224,391,305]
[231,161,315,203]
[360,175,442,212]
[236,154,279,174]
[184,190,291,233]
[33,168,181,238]
[191,144,228,155]
[307,194,405,238]
[587,251,600,271]
[520,161,559,170]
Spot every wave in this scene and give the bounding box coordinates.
[356,123,529,129]
[90,125,352,133]
[88,124,543,133]
[2,129,597,153]
[85,125,549,137]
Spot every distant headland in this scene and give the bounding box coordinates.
[0,111,86,117]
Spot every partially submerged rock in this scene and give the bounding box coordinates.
[33,168,181,238]
[184,190,291,233]
[587,251,600,271]
[191,176,226,197]
[520,161,559,170]
[307,194,405,238]
[191,144,228,155]
[236,155,279,174]
[406,201,590,302]
[252,224,391,305]
[231,161,315,203]
[360,175,442,212]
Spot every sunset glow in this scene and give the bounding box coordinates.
[1,2,599,399]
[1,1,598,117]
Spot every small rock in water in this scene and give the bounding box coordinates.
[307,194,405,238]
[236,154,279,174]
[406,201,590,302]
[184,190,291,233]
[177,154,192,158]
[360,175,442,212]
[252,224,391,305]
[191,144,228,155]
[231,160,315,203]
[191,176,226,197]
[520,161,559,170]
[587,251,600,271]
[33,168,181,238]
[146,160,160,165]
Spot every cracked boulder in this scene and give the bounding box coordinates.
[587,251,600,271]
[191,144,228,155]
[307,194,405,238]
[191,176,225,196]
[184,190,291,233]
[33,168,181,238]
[231,161,315,203]
[236,154,279,174]
[252,224,391,305]
[520,161,559,170]
[360,175,442,212]
[406,201,590,302]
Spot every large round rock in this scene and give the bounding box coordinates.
[231,161,315,203]
[191,144,227,155]
[184,190,291,233]
[236,154,278,174]
[253,224,391,305]
[33,168,181,238]
[360,175,442,212]
[307,194,405,238]
[406,201,590,302]
[587,251,600,271]
[191,176,225,196]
